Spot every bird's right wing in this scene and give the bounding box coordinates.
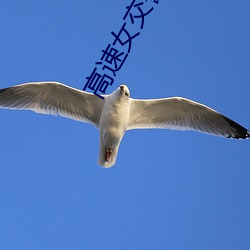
[128,97,249,139]
[0,82,104,127]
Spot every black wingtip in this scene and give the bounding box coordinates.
[222,115,250,139]
[0,88,8,94]
[247,131,250,138]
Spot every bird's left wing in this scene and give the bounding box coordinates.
[128,97,249,139]
[0,82,104,127]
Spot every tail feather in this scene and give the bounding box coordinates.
[98,144,119,168]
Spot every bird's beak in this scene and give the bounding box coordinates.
[120,85,124,93]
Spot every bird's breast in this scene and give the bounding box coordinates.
[99,98,130,143]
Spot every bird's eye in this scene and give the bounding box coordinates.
[125,92,129,97]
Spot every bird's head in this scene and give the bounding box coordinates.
[119,84,130,99]
[109,84,130,103]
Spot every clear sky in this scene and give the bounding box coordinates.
[0,1,249,249]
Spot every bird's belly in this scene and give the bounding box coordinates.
[101,117,126,145]
[102,129,122,148]
[99,113,127,148]
[99,98,130,148]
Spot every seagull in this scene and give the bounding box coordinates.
[0,82,249,168]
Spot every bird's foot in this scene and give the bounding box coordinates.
[105,149,112,162]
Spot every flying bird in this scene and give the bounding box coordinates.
[0,82,249,168]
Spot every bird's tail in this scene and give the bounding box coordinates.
[98,144,119,168]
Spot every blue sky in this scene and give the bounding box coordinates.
[0,1,249,249]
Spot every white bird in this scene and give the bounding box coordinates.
[0,82,249,168]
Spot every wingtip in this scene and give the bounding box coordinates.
[0,88,8,94]
[247,131,250,139]
[222,115,250,139]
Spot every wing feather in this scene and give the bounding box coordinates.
[128,97,249,139]
[0,82,104,127]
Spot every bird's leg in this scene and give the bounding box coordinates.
[105,149,112,162]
